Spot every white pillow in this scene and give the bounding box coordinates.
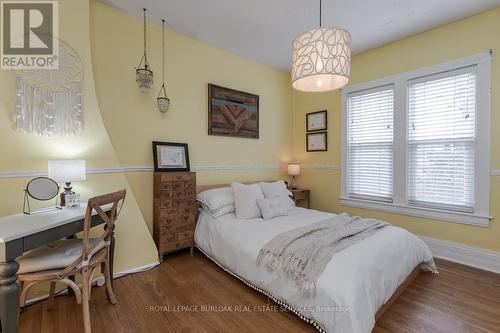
[231,182,264,219]
[199,202,235,218]
[260,181,293,198]
[257,196,295,220]
[197,187,235,218]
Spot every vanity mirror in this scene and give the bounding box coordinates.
[23,177,61,215]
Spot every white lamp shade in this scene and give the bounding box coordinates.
[292,27,351,92]
[48,160,86,183]
[288,164,301,176]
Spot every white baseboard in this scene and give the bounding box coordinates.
[25,260,160,305]
[419,235,500,274]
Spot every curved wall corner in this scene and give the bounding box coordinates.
[0,0,159,300]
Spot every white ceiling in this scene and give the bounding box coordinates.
[99,0,500,72]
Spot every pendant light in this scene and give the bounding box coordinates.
[291,0,351,92]
[136,8,153,93]
[157,19,170,113]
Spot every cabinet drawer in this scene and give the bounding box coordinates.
[159,182,173,191]
[156,216,177,226]
[159,239,193,253]
[177,230,194,241]
[293,190,308,200]
[160,173,195,182]
[160,190,173,200]
[157,223,194,235]
[159,200,173,209]
[173,181,186,198]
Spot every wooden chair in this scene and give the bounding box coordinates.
[16,190,126,333]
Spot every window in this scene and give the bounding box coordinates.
[341,52,491,226]
[347,87,394,202]
[408,68,476,212]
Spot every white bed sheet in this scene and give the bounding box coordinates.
[195,207,435,333]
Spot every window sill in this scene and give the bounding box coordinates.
[339,197,492,227]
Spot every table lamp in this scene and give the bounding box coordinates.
[48,159,86,206]
[287,163,300,190]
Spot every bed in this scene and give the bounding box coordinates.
[194,183,436,333]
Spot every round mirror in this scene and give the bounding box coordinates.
[26,177,60,201]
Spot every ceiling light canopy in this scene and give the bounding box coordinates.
[292,0,351,92]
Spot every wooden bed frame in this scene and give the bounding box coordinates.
[195,183,422,325]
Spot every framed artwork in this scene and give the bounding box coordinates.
[307,132,327,152]
[306,110,327,132]
[152,141,190,172]
[208,84,259,139]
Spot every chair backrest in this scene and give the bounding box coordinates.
[82,190,126,261]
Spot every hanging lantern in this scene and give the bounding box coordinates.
[291,0,351,92]
[157,19,170,113]
[136,8,153,93]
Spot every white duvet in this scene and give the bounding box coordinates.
[195,207,436,333]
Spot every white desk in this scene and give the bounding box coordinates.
[0,204,114,333]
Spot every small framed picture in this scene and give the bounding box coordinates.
[306,110,327,132]
[307,132,327,152]
[152,141,190,172]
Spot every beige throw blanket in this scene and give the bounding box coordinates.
[256,213,390,295]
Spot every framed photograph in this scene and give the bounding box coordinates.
[152,141,190,172]
[208,84,259,139]
[306,110,327,132]
[306,132,327,152]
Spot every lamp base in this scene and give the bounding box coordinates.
[290,176,298,190]
[60,182,73,207]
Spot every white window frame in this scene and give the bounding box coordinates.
[341,52,492,227]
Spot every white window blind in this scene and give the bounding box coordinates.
[408,67,476,212]
[347,87,394,201]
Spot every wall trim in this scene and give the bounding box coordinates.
[301,164,340,170]
[419,235,500,274]
[0,164,286,179]
[3,166,500,180]
[25,260,160,305]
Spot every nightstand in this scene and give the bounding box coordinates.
[290,188,310,208]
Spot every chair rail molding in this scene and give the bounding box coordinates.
[2,166,500,179]
[0,164,285,179]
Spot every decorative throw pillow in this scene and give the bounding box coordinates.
[197,187,235,218]
[257,196,295,220]
[260,181,293,198]
[231,182,265,219]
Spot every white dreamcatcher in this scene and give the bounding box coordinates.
[13,39,84,136]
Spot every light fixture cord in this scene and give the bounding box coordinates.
[143,8,147,66]
[319,0,322,27]
[162,19,165,85]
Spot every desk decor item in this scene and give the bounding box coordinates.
[23,177,61,215]
[136,8,153,93]
[157,19,170,113]
[208,84,259,139]
[307,110,327,132]
[48,159,86,207]
[307,132,327,151]
[152,141,190,172]
[14,40,84,137]
[287,164,301,190]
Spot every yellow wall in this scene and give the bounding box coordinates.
[0,0,158,297]
[292,7,500,251]
[90,2,293,232]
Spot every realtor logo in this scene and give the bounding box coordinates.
[1,1,58,69]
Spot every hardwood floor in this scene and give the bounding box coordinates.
[18,252,500,333]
